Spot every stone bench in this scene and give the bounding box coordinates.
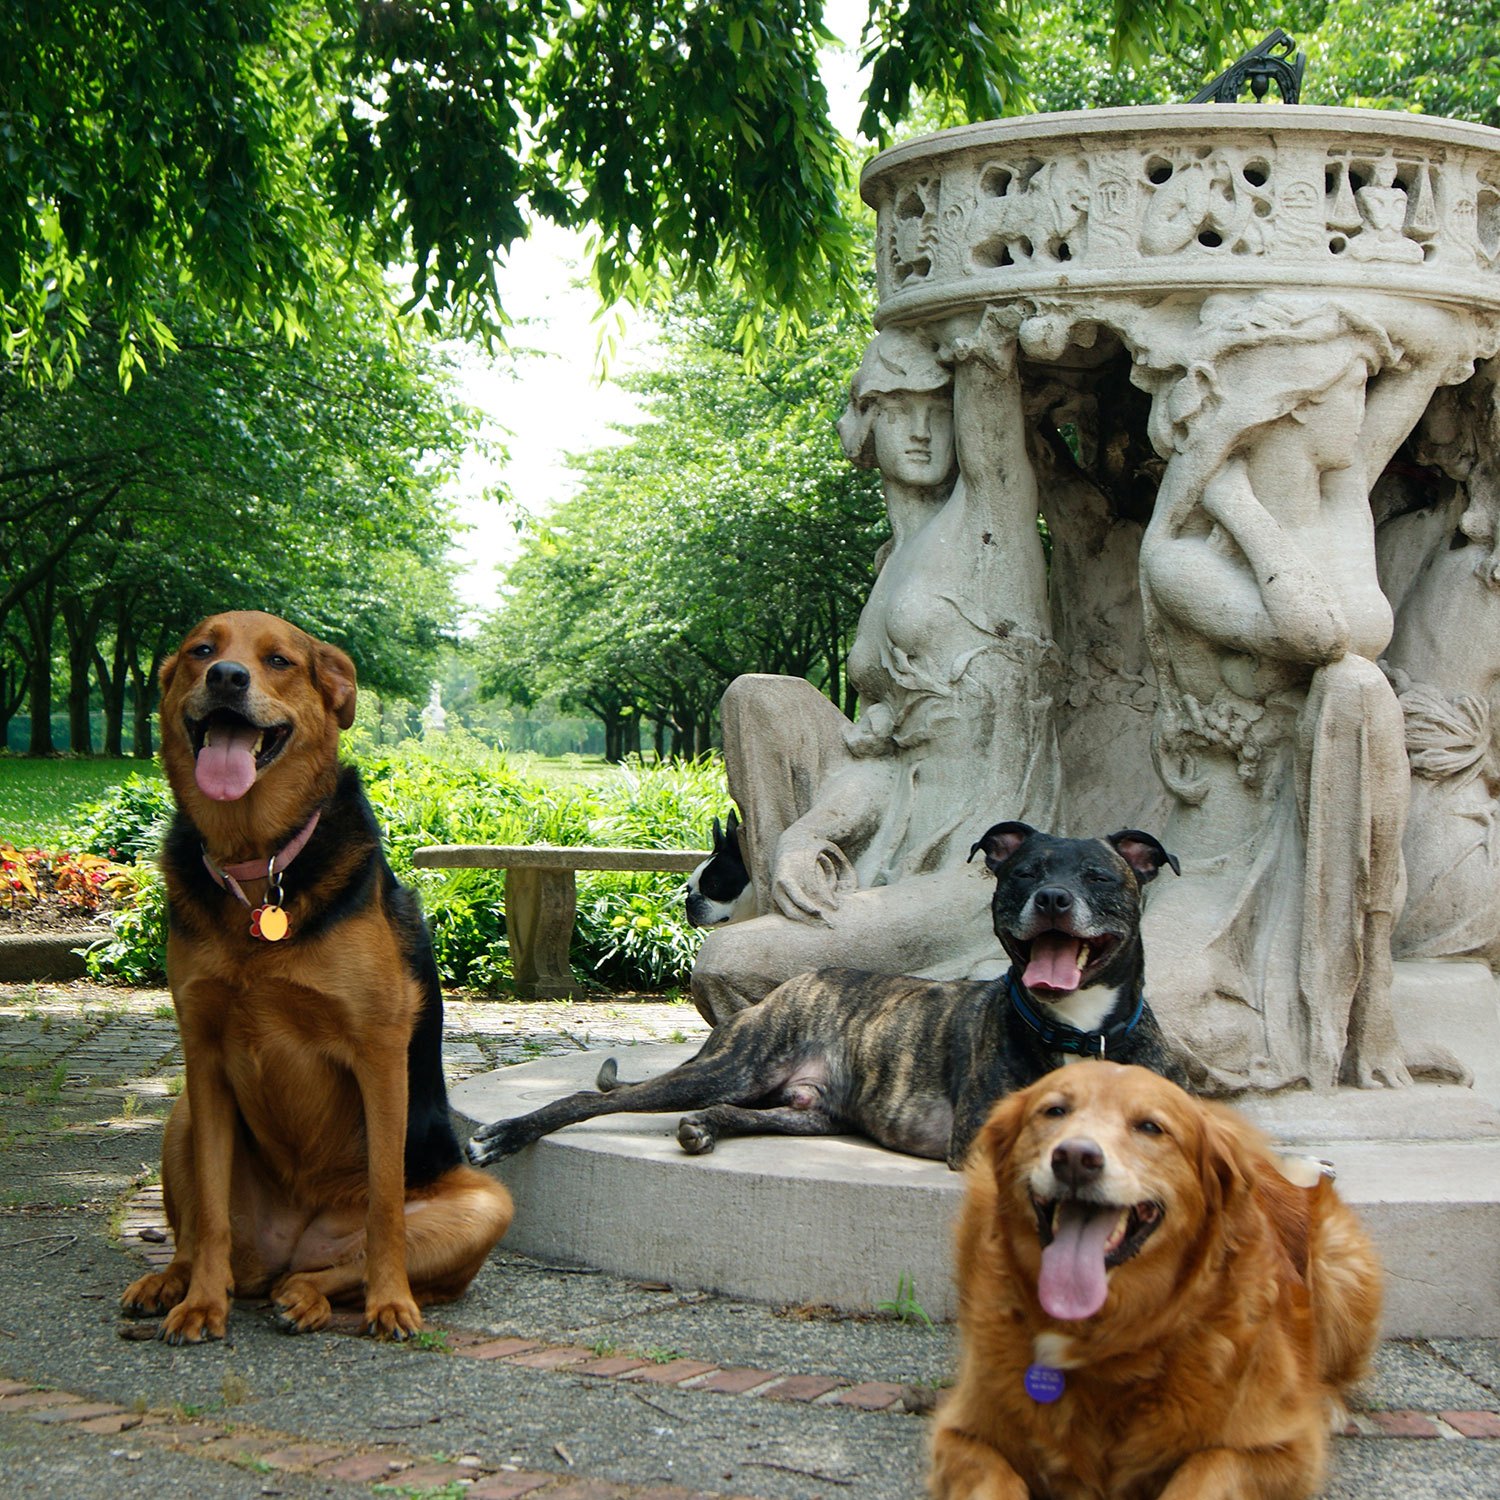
[410,844,709,999]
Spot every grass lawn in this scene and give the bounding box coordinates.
[0,758,166,848]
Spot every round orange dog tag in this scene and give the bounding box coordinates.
[252,905,290,942]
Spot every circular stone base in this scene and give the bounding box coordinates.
[451,1026,1500,1334]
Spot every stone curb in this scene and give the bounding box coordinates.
[0,932,95,982]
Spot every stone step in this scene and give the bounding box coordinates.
[452,1045,1500,1336]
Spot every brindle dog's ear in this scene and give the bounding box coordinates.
[312,642,358,730]
[968,821,1037,875]
[1106,829,1181,883]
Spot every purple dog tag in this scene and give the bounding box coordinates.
[1024,1364,1066,1403]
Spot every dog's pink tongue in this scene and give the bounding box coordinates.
[1025,932,1085,992]
[195,726,260,802]
[1039,1202,1117,1320]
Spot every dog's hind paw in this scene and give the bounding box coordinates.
[270,1275,332,1334]
[677,1117,717,1155]
[466,1119,529,1166]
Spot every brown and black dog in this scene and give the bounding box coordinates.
[930,1063,1381,1500]
[121,611,512,1344]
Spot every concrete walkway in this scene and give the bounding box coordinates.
[0,982,1495,1499]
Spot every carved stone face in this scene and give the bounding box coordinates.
[1291,360,1368,471]
[870,389,956,490]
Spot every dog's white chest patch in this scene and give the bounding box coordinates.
[1032,1332,1080,1370]
[1048,984,1122,1036]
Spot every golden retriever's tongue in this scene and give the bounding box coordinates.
[1039,1202,1116,1320]
[195,725,259,801]
[1025,932,1085,992]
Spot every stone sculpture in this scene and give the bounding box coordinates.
[691,314,1061,1024]
[693,105,1500,1092]
[1380,362,1500,969]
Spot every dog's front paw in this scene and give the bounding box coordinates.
[122,1264,189,1317]
[677,1116,717,1155]
[159,1297,229,1345]
[467,1118,530,1166]
[270,1274,332,1334]
[363,1295,421,1341]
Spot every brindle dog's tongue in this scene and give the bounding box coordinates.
[195,724,260,801]
[1024,932,1085,992]
[1038,1201,1119,1320]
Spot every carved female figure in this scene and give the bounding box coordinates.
[1132,293,1419,1091]
[691,310,1060,1024]
[1382,365,1500,967]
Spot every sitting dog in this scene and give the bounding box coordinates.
[930,1062,1381,1500]
[468,822,1185,1171]
[685,810,754,928]
[121,612,512,1344]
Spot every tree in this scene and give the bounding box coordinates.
[2,0,1241,386]
[0,290,475,754]
[478,287,887,758]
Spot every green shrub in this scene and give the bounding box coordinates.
[63,773,176,865]
[86,865,169,986]
[77,737,730,994]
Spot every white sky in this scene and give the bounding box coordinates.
[444,0,872,622]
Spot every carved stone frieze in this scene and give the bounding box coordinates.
[863,107,1500,323]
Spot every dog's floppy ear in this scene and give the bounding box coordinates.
[976,1087,1031,1184]
[969,821,1037,874]
[158,648,180,696]
[1196,1103,1254,1223]
[312,641,358,730]
[1106,829,1181,883]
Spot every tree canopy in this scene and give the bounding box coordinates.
[1,0,1243,386]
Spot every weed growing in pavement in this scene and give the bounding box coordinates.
[645,1346,681,1364]
[153,1005,174,1021]
[877,1272,935,1329]
[406,1329,451,1353]
[589,1338,619,1357]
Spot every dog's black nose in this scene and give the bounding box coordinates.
[1052,1138,1105,1188]
[1034,885,1074,919]
[207,660,252,694]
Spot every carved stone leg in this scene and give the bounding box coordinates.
[505,867,581,1000]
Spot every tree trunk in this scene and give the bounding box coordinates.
[22,581,57,755]
[653,716,666,760]
[63,604,96,755]
[95,634,127,757]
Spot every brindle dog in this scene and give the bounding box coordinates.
[466,823,1186,1171]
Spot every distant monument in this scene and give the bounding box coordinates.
[420,681,448,738]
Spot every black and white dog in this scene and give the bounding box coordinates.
[685,811,754,928]
[468,822,1187,1171]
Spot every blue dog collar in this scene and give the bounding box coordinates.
[1005,973,1145,1060]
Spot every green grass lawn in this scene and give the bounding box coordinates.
[0,758,166,848]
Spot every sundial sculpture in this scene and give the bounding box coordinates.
[693,41,1500,1097]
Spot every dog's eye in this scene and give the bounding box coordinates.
[1042,1103,1069,1118]
[266,654,292,670]
[1084,870,1112,884]
[189,642,214,658]
[1135,1119,1165,1136]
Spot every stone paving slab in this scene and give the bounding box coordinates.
[0,980,1496,1500]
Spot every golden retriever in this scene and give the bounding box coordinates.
[930,1062,1381,1500]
